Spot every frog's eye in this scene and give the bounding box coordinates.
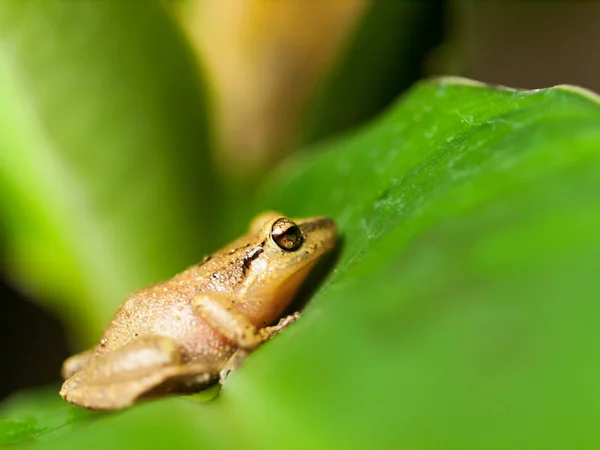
[271,218,303,251]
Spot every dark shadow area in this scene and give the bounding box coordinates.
[0,279,70,401]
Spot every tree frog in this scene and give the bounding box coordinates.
[60,212,336,410]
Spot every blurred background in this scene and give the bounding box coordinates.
[1,0,598,401]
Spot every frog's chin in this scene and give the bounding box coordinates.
[245,259,319,326]
[275,259,319,302]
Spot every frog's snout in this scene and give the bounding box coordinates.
[298,216,337,253]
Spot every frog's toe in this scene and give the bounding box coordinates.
[60,370,162,410]
[61,384,127,410]
[61,363,219,410]
[61,349,94,379]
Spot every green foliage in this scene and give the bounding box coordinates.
[3,78,600,449]
[0,2,217,344]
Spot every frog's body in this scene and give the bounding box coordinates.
[98,276,233,365]
[60,212,336,410]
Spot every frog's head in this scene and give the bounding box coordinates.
[239,211,337,324]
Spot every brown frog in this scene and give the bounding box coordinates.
[60,212,336,410]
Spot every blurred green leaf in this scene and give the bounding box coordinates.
[0,387,95,446]
[0,2,216,344]
[3,78,600,449]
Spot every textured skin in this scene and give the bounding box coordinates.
[99,273,235,365]
[60,213,336,410]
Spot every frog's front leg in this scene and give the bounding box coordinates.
[60,335,220,410]
[218,312,301,383]
[193,293,301,382]
[193,292,267,350]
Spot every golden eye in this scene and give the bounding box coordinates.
[271,218,303,251]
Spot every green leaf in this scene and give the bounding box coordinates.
[0,387,95,446]
[4,78,600,449]
[0,2,216,344]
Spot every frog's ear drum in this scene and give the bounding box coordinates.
[249,211,285,234]
[270,218,303,251]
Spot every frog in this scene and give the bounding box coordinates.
[60,212,337,410]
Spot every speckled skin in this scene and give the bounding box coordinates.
[60,212,336,410]
[98,271,234,366]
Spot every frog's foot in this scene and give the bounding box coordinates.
[61,349,95,379]
[261,311,301,340]
[219,312,301,384]
[60,335,220,411]
[219,349,249,384]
